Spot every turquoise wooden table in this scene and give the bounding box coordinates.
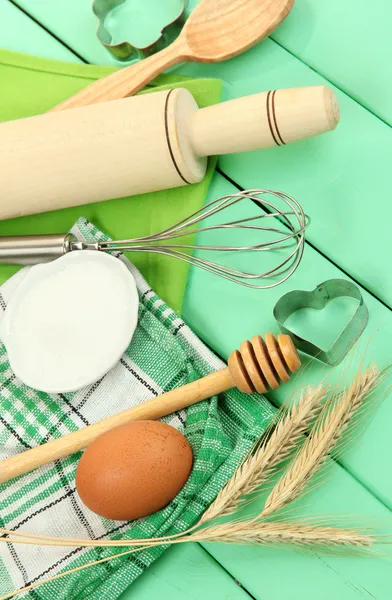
[1,0,392,598]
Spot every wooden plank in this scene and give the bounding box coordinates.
[0,14,251,600]
[11,1,392,311]
[121,544,251,600]
[182,173,392,598]
[175,39,392,311]
[271,0,392,124]
[7,0,392,530]
[7,0,392,512]
[15,0,392,125]
[201,458,392,600]
[0,0,81,62]
[4,2,392,598]
[10,0,120,65]
[184,172,392,510]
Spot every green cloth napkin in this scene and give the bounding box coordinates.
[0,218,275,600]
[0,49,222,313]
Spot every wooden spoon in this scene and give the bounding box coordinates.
[52,0,294,112]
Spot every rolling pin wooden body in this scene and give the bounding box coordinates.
[0,86,339,220]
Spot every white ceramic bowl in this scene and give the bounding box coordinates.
[0,251,139,393]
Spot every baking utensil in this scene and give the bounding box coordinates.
[0,251,139,393]
[0,189,308,289]
[0,86,339,220]
[0,332,300,484]
[52,0,294,110]
[273,279,369,365]
[93,0,185,61]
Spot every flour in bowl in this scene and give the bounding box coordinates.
[0,251,139,393]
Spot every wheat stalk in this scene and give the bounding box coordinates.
[191,519,373,548]
[200,384,327,524]
[261,366,380,519]
[0,385,327,552]
[0,519,372,550]
[0,520,374,600]
[0,384,327,551]
[0,369,383,600]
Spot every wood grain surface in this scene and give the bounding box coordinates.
[1,1,391,598]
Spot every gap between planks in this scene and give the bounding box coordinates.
[9,0,391,129]
[0,9,253,598]
[5,0,392,519]
[8,0,88,63]
[270,35,391,129]
[216,166,392,315]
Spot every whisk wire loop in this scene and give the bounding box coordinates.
[92,189,308,289]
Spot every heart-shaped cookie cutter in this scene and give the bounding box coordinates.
[273,279,369,365]
[93,0,185,61]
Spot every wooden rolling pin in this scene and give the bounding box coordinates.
[0,333,300,483]
[0,86,339,220]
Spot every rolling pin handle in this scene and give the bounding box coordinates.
[190,86,340,157]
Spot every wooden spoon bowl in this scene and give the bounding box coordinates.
[52,0,294,111]
[183,0,294,62]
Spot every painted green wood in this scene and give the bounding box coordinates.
[0,15,252,600]
[184,173,392,509]
[0,0,81,62]
[4,3,392,599]
[175,40,392,311]
[271,0,392,125]
[120,544,251,600]
[200,457,392,600]
[181,173,392,598]
[15,0,392,125]
[11,1,392,311]
[187,0,392,124]
[11,0,121,65]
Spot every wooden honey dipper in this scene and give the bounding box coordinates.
[0,333,300,484]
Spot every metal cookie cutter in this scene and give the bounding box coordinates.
[273,279,369,365]
[93,0,186,61]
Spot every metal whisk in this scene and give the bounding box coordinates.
[0,189,308,289]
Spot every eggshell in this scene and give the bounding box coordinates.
[76,420,193,521]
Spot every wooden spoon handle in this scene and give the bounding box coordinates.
[0,369,233,484]
[51,41,186,112]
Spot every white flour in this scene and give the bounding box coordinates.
[0,251,139,393]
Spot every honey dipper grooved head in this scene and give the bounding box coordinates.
[228,333,301,394]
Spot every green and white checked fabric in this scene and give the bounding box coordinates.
[0,218,275,600]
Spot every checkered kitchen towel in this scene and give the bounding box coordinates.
[0,218,275,600]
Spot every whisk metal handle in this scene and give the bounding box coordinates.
[0,233,75,265]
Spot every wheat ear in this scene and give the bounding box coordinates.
[191,519,373,548]
[261,366,380,518]
[0,519,371,550]
[0,521,374,600]
[200,384,327,524]
[0,386,326,552]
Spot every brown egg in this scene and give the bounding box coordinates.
[75,420,193,521]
